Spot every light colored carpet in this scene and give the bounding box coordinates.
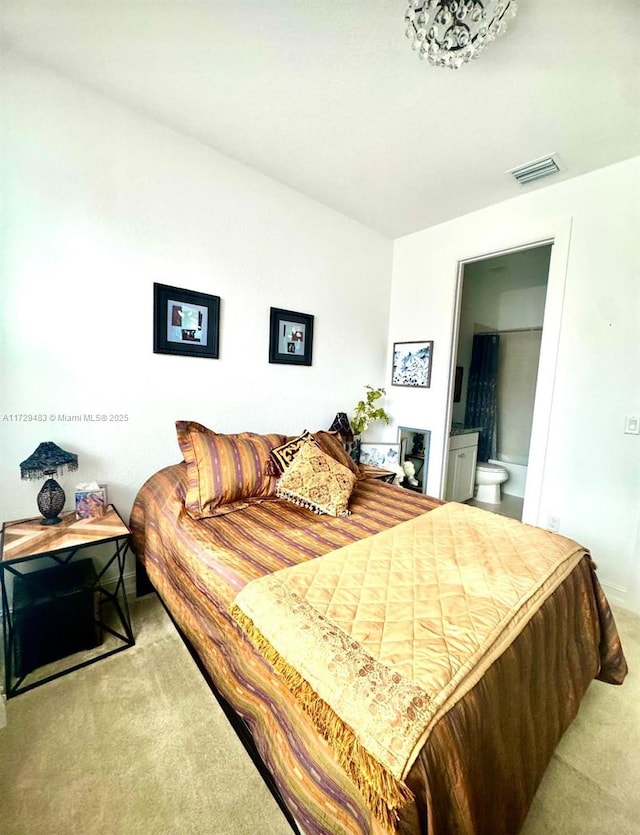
[1,595,638,834]
[0,595,292,835]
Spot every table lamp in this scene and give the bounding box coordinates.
[20,442,79,525]
[328,412,353,442]
[329,412,360,461]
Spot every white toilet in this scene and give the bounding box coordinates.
[475,462,509,504]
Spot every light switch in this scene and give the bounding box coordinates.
[624,415,640,435]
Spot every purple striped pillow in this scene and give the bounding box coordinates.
[176,421,287,518]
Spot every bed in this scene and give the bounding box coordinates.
[129,422,627,835]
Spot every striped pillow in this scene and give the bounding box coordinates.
[176,421,287,518]
[311,430,362,479]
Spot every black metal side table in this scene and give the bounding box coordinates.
[1,505,135,698]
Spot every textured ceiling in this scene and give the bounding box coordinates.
[2,0,639,237]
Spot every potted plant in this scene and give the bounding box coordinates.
[350,385,391,462]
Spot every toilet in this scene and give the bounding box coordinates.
[475,462,509,504]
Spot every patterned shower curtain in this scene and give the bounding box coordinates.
[464,333,500,463]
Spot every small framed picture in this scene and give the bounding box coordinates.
[359,443,401,469]
[154,283,220,359]
[392,340,433,388]
[454,365,464,402]
[269,307,314,366]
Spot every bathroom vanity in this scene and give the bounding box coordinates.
[445,429,479,502]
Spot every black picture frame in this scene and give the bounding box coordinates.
[454,365,464,402]
[153,283,220,359]
[268,307,314,366]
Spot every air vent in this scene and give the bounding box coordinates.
[507,154,563,185]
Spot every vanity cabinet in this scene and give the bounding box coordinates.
[445,431,478,502]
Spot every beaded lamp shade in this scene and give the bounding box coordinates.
[328,412,353,442]
[20,442,79,526]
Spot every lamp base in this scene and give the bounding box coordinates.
[40,516,63,526]
[37,478,66,525]
[347,437,361,464]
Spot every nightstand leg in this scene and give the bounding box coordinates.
[1,569,10,698]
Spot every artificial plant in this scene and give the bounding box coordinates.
[351,385,390,436]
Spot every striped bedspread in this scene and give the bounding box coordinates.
[130,463,443,835]
[130,462,627,835]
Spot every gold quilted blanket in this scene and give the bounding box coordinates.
[230,502,586,830]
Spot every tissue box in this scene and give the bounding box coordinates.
[75,484,108,519]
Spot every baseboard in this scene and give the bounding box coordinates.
[600,580,627,609]
[100,568,138,600]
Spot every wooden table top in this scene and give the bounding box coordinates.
[359,464,397,479]
[1,506,130,563]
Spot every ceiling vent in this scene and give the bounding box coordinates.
[507,154,563,185]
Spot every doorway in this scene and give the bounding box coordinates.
[446,243,553,521]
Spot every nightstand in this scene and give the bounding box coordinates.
[359,464,397,484]
[1,505,135,698]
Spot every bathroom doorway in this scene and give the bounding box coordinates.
[448,244,552,520]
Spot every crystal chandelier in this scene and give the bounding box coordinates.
[405,1,518,69]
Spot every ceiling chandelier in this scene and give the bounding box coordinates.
[405,1,519,69]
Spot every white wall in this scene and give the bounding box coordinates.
[0,53,393,531]
[2,53,638,614]
[389,157,640,610]
[496,329,542,466]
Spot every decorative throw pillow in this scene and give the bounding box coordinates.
[175,421,287,518]
[271,429,361,479]
[270,430,319,473]
[276,439,357,517]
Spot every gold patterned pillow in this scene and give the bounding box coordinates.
[271,430,318,472]
[276,439,356,517]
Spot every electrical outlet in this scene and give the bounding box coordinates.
[548,515,560,533]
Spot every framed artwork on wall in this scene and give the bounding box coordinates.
[454,365,464,402]
[269,307,314,366]
[391,340,434,388]
[153,283,220,359]
[359,443,400,469]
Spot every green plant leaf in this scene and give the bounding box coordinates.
[350,385,390,436]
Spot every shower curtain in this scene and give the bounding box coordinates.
[465,333,500,463]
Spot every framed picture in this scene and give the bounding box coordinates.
[153,283,220,359]
[269,307,314,366]
[454,365,464,402]
[359,443,400,469]
[391,340,433,388]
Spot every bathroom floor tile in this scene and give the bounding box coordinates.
[465,493,524,521]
